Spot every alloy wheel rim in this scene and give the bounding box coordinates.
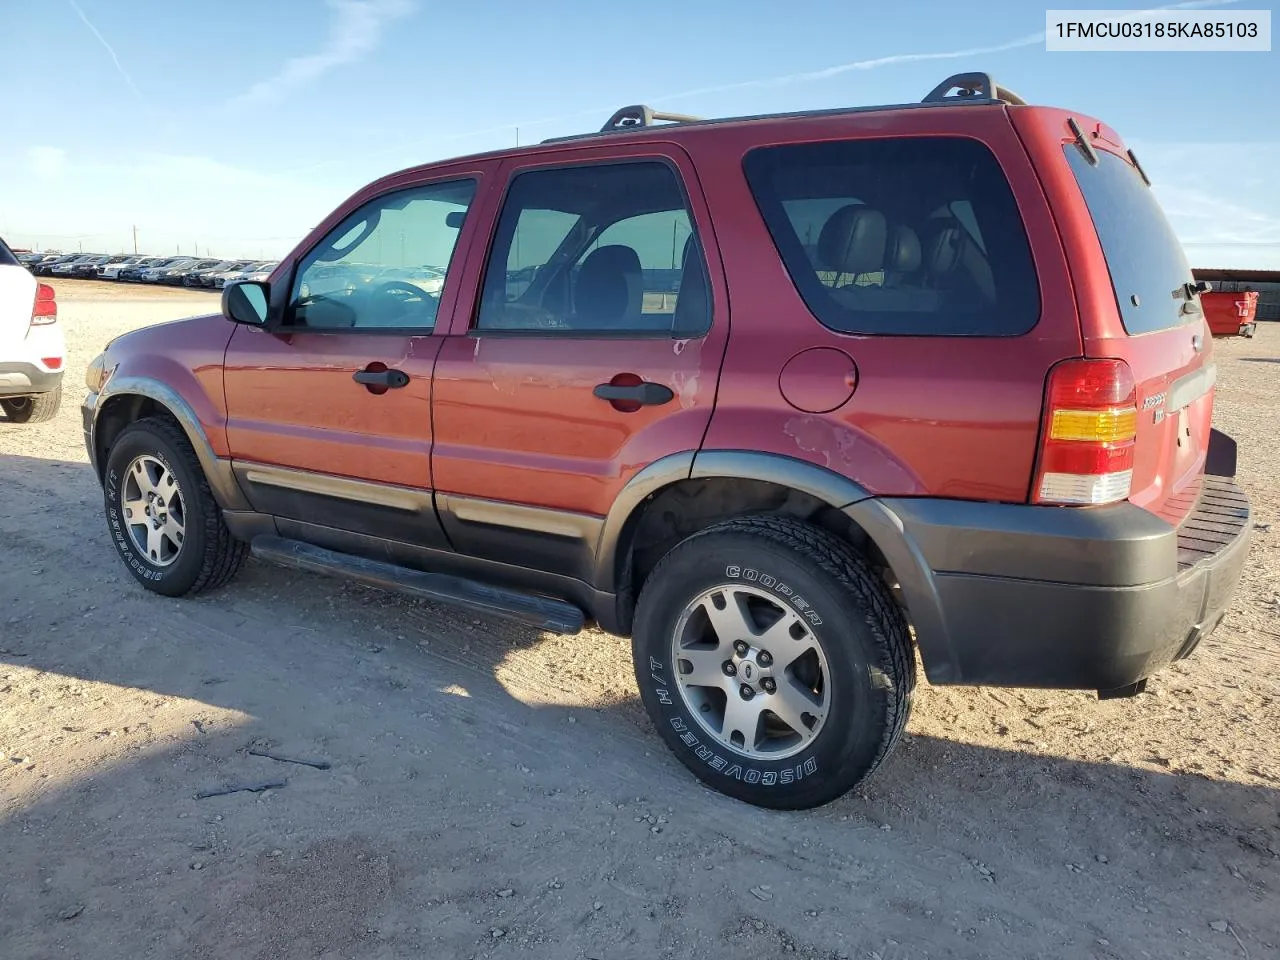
[121,455,186,567]
[670,584,831,760]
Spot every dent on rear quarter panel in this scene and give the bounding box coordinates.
[712,408,927,495]
[105,314,235,456]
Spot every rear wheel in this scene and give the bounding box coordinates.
[103,417,248,597]
[632,516,915,810]
[1,387,62,424]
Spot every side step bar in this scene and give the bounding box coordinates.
[250,536,586,635]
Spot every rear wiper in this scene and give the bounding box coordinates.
[1172,280,1211,301]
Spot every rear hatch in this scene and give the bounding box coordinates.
[1062,140,1212,525]
[0,239,38,354]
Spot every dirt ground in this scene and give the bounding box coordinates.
[2,280,1277,960]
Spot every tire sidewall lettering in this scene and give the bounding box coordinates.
[650,571,825,790]
[725,563,822,626]
[105,444,185,584]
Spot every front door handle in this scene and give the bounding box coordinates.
[593,381,674,406]
[353,367,410,389]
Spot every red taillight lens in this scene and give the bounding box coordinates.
[42,357,63,370]
[1034,358,1139,506]
[30,283,57,325]
[1047,357,1136,407]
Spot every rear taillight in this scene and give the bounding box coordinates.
[30,283,57,326]
[1033,358,1137,506]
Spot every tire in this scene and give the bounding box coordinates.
[103,417,248,597]
[1,387,61,424]
[632,516,915,810]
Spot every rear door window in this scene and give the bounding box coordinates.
[743,136,1040,337]
[476,160,710,336]
[1064,146,1196,336]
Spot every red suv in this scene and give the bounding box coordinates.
[82,73,1251,809]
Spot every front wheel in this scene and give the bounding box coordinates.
[632,516,915,810]
[103,417,248,597]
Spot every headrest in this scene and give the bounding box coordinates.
[817,205,887,275]
[576,244,642,323]
[924,220,965,277]
[886,225,922,273]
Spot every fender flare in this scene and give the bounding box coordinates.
[594,448,957,682]
[91,375,250,511]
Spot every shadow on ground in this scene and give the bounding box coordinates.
[2,452,1277,960]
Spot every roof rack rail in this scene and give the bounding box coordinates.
[598,105,703,133]
[922,72,1026,106]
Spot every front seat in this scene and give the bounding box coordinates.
[575,244,643,328]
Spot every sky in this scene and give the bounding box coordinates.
[0,0,1276,268]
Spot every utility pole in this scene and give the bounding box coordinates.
[132,225,138,255]
[515,127,520,146]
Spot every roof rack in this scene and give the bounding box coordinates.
[542,71,1023,145]
[598,105,703,133]
[922,72,1026,106]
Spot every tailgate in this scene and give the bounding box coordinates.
[0,263,37,352]
[1061,142,1211,525]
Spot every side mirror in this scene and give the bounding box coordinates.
[222,280,270,326]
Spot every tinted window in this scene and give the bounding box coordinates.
[290,178,475,331]
[476,161,710,336]
[743,137,1040,336]
[1065,147,1195,335]
[0,237,18,267]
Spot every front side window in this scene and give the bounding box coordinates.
[290,178,476,331]
[743,136,1040,337]
[476,160,710,336]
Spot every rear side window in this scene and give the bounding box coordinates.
[743,136,1040,337]
[0,237,18,267]
[1065,147,1195,335]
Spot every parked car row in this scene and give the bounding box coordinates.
[16,252,278,289]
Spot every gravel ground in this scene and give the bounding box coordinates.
[2,281,1277,960]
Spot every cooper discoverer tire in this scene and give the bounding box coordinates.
[631,516,914,810]
[103,417,248,597]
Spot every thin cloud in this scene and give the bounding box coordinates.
[652,0,1242,103]
[284,0,1244,177]
[228,0,415,108]
[68,0,142,99]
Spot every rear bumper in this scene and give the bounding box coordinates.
[852,433,1252,691]
[0,363,63,397]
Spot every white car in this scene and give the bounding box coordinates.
[0,237,64,423]
[98,255,149,279]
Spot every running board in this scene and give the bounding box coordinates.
[250,536,585,635]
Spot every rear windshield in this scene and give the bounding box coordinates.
[1065,146,1195,335]
[742,136,1041,337]
[0,237,18,267]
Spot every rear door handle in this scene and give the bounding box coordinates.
[593,381,674,406]
[353,368,410,389]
